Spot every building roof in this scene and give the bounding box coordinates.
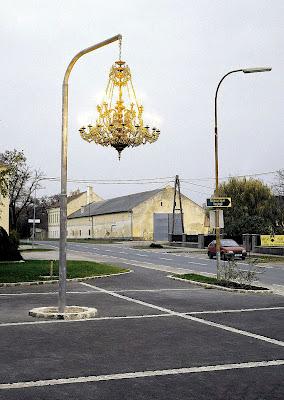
[69,188,162,219]
[48,191,86,209]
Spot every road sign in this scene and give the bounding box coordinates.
[28,219,40,224]
[206,197,231,208]
[261,235,284,247]
[209,210,224,228]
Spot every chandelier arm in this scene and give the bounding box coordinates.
[109,81,115,109]
[129,78,140,110]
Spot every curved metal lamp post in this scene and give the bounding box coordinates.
[214,67,271,279]
[59,35,122,313]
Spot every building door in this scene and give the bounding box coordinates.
[153,213,183,241]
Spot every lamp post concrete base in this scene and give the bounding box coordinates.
[29,306,97,320]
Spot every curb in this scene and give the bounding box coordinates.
[168,275,273,294]
[0,270,132,287]
[29,306,97,320]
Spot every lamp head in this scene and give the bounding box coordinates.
[242,67,272,74]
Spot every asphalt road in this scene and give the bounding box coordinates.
[0,259,283,399]
[39,240,284,290]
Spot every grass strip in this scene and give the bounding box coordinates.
[0,260,128,283]
[173,273,268,291]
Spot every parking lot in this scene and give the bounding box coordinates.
[0,262,283,399]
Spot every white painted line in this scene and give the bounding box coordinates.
[1,359,283,390]
[80,282,284,348]
[187,306,284,315]
[187,261,207,266]
[118,251,127,254]
[0,291,97,297]
[104,250,112,252]
[0,314,171,328]
[1,305,283,328]
[136,254,148,257]
[160,258,173,261]
[0,287,201,298]
[118,288,202,293]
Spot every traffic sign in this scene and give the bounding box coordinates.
[209,210,224,228]
[28,219,40,224]
[206,197,231,208]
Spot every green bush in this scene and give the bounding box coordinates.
[0,227,22,261]
[9,230,20,249]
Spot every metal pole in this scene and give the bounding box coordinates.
[32,186,37,248]
[214,70,242,279]
[59,34,122,313]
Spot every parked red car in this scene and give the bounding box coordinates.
[208,239,247,260]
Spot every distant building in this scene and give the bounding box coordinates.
[47,186,103,239]
[68,186,208,241]
[0,163,9,234]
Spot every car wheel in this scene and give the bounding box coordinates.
[221,253,226,261]
[208,252,213,259]
[242,256,246,260]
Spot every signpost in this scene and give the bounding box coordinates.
[206,197,231,208]
[28,219,40,224]
[28,219,41,247]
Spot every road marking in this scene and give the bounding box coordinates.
[80,282,284,348]
[187,261,207,266]
[0,314,172,328]
[160,257,173,261]
[0,291,96,297]
[1,359,283,390]
[1,306,283,328]
[187,306,284,315]
[136,254,148,257]
[118,288,202,293]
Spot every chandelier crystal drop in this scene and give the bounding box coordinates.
[79,54,160,159]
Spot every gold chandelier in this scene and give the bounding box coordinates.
[79,40,160,159]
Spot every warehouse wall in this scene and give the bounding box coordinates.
[132,186,207,240]
[92,212,132,239]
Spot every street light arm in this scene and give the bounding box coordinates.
[59,34,122,313]
[63,34,122,85]
[213,66,271,280]
[214,69,242,130]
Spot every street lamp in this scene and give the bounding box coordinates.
[214,66,271,279]
[59,35,122,313]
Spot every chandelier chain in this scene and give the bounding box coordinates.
[119,37,122,60]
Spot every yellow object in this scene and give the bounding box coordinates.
[79,40,160,159]
[0,163,9,234]
[261,235,284,246]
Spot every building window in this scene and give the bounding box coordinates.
[160,202,163,206]
[88,229,91,236]
[79,230,81,236]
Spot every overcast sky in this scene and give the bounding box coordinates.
[1,0,283,205]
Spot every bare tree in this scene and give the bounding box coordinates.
[0,149,45,231]
[274,170,284,196]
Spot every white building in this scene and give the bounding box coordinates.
[48,186,102,239]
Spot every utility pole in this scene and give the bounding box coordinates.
[32,186,37,248]
[171,175,185,237]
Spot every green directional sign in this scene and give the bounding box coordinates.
[206,197,232,208]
